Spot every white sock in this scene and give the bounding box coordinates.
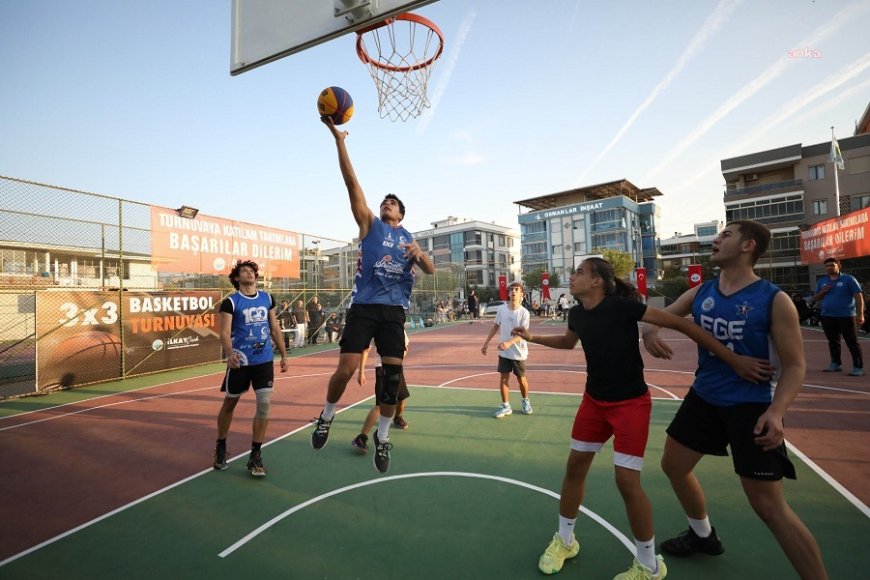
[376,416,392,442]
[322,403,336,421]
[635,537,657,573]
[558,515,576,546]
[688,516,713,538]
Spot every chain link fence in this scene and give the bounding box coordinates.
[0,175,460,399]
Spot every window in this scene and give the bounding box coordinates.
[851,193,870,210]
[725,194,804,224]
[811,199,827,215]
[808,165,825,180]
[464,230,481,246]
[523,221,547,234]
[432,235,450,250]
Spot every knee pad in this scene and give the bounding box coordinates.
[254,389,272,419]
[380,364,403,405]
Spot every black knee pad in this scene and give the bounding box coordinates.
[379,364,403,405]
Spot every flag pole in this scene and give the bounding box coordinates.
[832,126,841,216]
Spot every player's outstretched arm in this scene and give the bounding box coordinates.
[511,327,579,350]
[322,117,374,238]
[754,292,806,450]
[641,285,699,359]
[642,307,773,384]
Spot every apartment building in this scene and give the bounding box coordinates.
[720,129,870,290]
[514,180,661,283]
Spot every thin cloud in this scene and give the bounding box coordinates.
[642,2,869,182]
[574,0,742,185]
[417,8,477,135]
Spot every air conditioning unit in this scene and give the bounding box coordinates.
[745,173,759,182]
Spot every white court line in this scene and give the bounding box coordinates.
[786,442,870,518]
[217,471,634,558]
[0,371,226,422]
[0,371,336,432]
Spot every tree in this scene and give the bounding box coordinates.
[597,248,635,279]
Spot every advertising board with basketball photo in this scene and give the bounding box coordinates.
[36,290,223,390]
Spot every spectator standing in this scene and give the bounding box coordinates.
[292,300,307,349]
[467,289,479,319]
[813,257,864,376]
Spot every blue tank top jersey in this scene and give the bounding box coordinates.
[350,218,416,309]
[691,278,781,406]
[224,291,275,366]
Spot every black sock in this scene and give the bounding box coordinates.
[217,438,226,447]
[251,442,262,454]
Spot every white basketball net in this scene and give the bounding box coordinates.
[357,15,443,122]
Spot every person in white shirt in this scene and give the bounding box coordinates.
[481,282,533,417]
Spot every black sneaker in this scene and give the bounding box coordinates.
[311,414,332,450]
[660,527,724,557]
[393,415,409,430]
[351,433,368,454]
[372,431,393,474]
[213,441,228,470]
[246,452,266,477]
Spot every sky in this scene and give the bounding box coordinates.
[2,0,869,249]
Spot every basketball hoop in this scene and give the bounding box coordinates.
[356,13,444,122]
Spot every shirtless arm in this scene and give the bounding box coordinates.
[323,117,374,239]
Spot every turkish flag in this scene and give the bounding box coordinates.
[498,275,507,300]
[635,267,647,298]
[541,272,551,300]
[688,264,703,288]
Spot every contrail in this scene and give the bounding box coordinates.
[417,8,477,135]
[665,52,870,197]
[574,0,742,184]
[642,2,868,183]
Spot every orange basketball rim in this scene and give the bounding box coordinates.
[355,13,445,121]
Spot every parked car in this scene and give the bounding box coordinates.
[482,300,504,316]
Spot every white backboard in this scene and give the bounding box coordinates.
[231,0,438,75]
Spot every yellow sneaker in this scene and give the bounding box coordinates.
[538,533,580,575]
[613,556,667,579]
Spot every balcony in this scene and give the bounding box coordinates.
[725,179,803,198]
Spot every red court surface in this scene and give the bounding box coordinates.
[0,320,867,563]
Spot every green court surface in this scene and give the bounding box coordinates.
[2,387,865,579]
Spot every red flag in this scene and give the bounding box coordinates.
[541,272,551,300]
[688,264,703,288]
[498,275,507,300]
[635,267,647,298]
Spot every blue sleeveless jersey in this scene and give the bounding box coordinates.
[691,278,781,406]
[350,218,416,309]
[227,291,275,366]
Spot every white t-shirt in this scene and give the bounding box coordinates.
[495,303,530,360]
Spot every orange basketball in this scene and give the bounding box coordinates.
[317,86,354,125]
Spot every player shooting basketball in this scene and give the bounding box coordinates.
[311,117,434,474]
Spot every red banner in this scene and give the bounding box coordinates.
[798,207,870,264]
[541,272,551,300]
[688,264,703,288]
[498,275,507,300]
[635,267,647,298]
[150,206,302,278]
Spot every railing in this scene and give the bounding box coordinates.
[725,178,803,197]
